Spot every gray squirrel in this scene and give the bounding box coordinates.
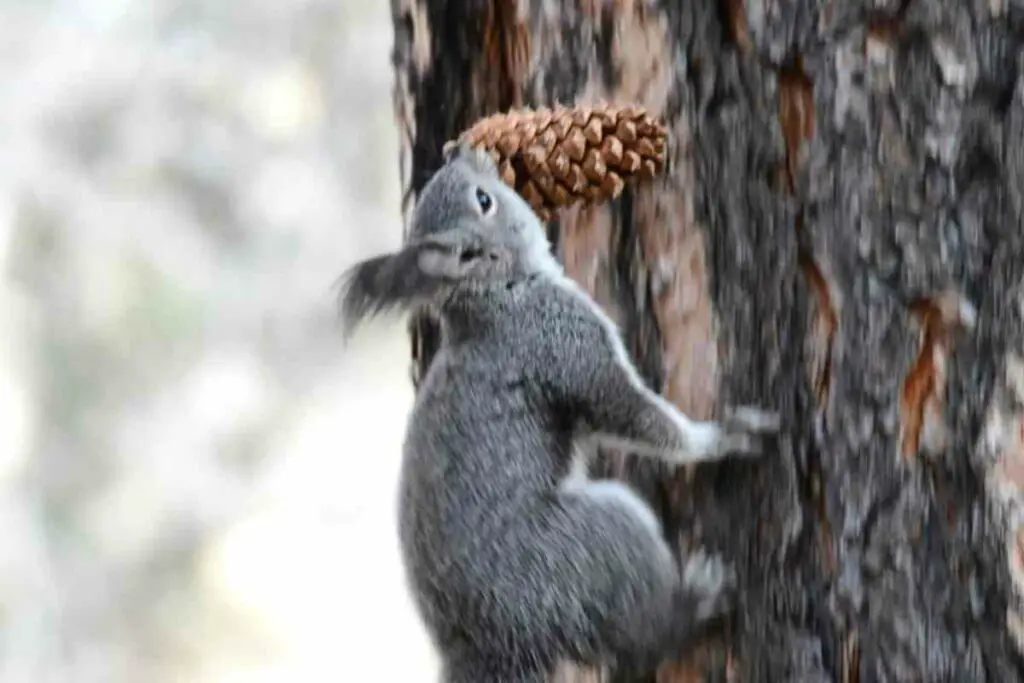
[337,144,780,682]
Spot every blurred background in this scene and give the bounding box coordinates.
[0,1,439,681]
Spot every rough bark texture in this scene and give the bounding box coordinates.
[391,0,1024,681]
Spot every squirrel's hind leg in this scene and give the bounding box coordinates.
[560,478,735,673]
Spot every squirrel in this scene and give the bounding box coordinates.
[337,143,780,682]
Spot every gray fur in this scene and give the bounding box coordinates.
[337,145,779,681]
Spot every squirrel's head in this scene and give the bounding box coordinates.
[336,143,561,336]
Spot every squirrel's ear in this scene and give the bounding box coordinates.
[442,141,498,177]
[442,140,464,165]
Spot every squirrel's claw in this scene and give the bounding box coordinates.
[723,406,781,434]
[708,406,781,459]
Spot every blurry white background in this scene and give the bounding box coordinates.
[0,0,439,681]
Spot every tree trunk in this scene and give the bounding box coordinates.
[390,0,1024,680]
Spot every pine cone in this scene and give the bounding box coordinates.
[444,103,669,222]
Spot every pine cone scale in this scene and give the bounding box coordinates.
[562,128,587,162]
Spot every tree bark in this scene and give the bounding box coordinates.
[390,0,1024,680]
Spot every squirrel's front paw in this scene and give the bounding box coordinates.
[724,406,781,434]
[711,406,780,459]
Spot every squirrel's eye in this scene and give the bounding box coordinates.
[475,187,494,215]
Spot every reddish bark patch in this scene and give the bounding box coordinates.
[606,0,674,114]
[899,292,975,459]
[842,629,861,683]
[476,0,530,112]
[800,249,838,407]
[721,0,752,54]
[778,58,815,193]
[864,0,913,50]
[899,301,946,459]
[558,203,623,326]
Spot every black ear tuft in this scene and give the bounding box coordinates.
[442,140,465,165]
[442,141,498,177]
